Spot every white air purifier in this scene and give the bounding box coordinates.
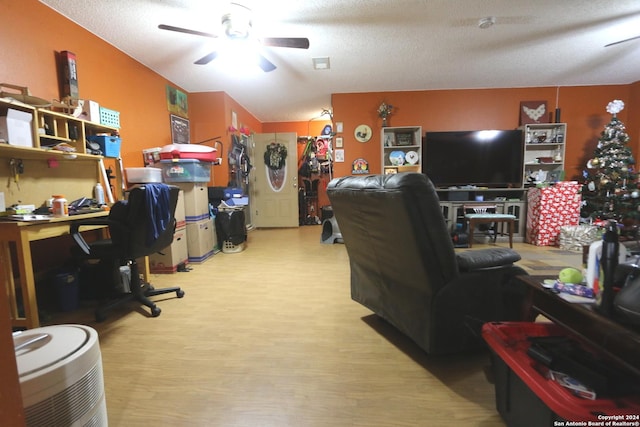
[14,324,108,427]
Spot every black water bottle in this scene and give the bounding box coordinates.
[599,220,619,316]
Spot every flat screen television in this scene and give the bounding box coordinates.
[423,129,524,188]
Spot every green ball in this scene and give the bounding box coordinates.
[559,267,583,284]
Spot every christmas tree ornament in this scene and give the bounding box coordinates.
[588,181,596,191]
[632,191,639,198]
[606,100,625,115]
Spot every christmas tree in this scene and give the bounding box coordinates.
[581,100,639,224]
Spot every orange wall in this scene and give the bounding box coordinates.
[188,92,262,186]
[330,86,637,180]
[0,1,182,172]
[3,1,638,189]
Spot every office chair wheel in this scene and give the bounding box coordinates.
[151,306,161,317]
[177,289,185,298]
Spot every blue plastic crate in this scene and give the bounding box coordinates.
[87,135,121,158]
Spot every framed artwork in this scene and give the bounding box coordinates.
[384,133,395,147]
[334,149,345,162]
[170,114,190,144]
[335,137,343,148]
[231,110,238,130]
[395,132,414,146]
[166,85,188,118]
[384,167,398,175]
[520,101,548,125]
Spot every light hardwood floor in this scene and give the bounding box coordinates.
[49,226,581,427]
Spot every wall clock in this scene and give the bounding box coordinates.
[354,124,372,143]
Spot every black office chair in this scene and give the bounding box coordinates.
[70,184,185,321]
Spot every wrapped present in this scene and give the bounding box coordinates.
[559,225,601,252]
[526,182,581,246]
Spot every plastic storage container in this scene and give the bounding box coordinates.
[160,159,212,182]
[51,195,68,217]
[159,144,217,162]
[125,167,162,183]
[482,321,640,426]
[87,135,121,158]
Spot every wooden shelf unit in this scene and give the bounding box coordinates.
[381,126,422,174]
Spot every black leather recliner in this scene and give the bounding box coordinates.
[327,173,530,355]
[71,184,185,321]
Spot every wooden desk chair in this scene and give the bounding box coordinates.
[463,204,516,248]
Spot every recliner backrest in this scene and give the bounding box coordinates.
[327,173,458,297]
[109,184,179,259]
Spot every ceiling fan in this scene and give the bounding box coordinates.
[158,2,309,72]
[605,34,640,47]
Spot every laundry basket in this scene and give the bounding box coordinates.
[216,205,247,254]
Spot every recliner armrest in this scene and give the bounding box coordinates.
[456,248,521,272]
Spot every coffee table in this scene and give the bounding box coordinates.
[517,275,640,378]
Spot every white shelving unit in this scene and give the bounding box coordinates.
[520,123,567,187]
[381,126,422,174]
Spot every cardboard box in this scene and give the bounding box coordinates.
[0,108,33,147]
[174,189,186,228]
[76,99,100,123]
[143,147,162,167]
[186,218,216,263]
[177,182,209,221]
[149,225,188,273]
[60,50,79,99]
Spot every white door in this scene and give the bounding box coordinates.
[251,132,299,228]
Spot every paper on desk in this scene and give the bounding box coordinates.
[556,292,596,304]
[1,214,51,221]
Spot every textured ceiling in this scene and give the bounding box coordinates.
[39,0,640,122]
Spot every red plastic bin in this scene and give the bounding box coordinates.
[482,321,640,426]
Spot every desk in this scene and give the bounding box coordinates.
[518,275,640,378]
[0,212,109,329]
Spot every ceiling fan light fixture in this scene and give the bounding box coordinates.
[222,13,251,39]
[313,57,330,70]
[478,16,496,29]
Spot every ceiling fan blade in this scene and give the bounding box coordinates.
[158,24,217,39]
[194,51,219,65]
[257,55,277,72]
[261,37,309,49]
[605,34,640,47]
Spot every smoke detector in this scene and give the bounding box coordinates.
[478,16,496,29]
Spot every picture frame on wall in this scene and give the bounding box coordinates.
[170,114,190,144]
[335,137,343,148]
[519,100,548,125]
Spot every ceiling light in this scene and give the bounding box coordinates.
[313,57,330,70]
[478,16,496,29]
